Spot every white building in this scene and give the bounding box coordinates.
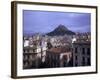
[24,40,29,47]
[23,39,47,69]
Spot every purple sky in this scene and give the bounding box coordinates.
[23,10,91,34]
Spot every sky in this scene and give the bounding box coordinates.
[23,10,91,34]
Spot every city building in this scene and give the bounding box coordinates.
[23,32,91,69]
[23,39,47,69]
[72,41,91,66]
[45,46,72,68]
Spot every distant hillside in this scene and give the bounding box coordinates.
[47,24,75,36]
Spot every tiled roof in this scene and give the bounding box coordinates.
[47,47,71,54]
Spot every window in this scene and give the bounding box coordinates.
[82,48,85,54]
[23,49,25,53]
[82,57,85,66]
[24,49,28,53]
[82,57,85,62]
[75,62,78,66]
[33,49,35,52]
[24,55,28,60]
[75,56,77,61]
[29,55,33,60]
[87,48,90,55]
[75,47,77,53]
[87,58,91,66]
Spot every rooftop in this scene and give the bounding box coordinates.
[47,46,71,54]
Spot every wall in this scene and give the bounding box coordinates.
[0,0,99,80]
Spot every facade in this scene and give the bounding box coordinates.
[72,41,91,66]
[45,47,72,68]
[23,39,47,69]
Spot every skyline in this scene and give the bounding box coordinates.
[23,10,91,34]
